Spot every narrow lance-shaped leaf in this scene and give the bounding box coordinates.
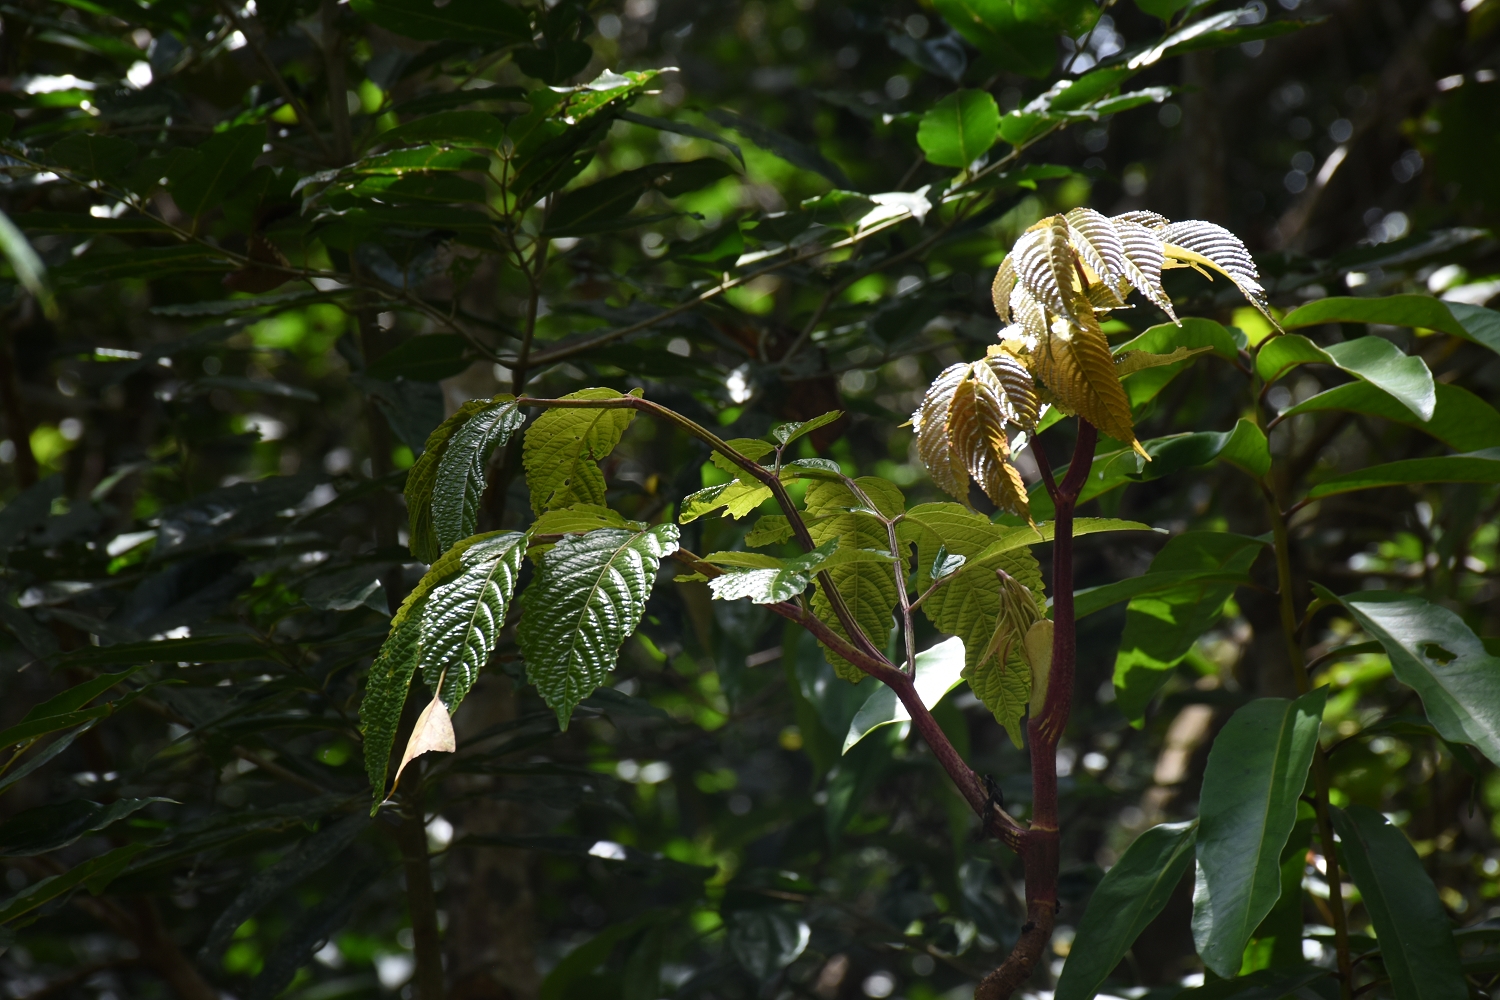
[1305,448,1500,500]
[1055,821,1198,1000]
[518,525,679,728]
[1341,591,1500,766]
[1192,688,1326,977]
[1329,806,1467,1000]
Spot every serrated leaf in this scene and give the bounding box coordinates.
[745,514,795,547]
[1113,345,1213,377]
[361,531,526,805]
[805,479,904,682]
[709,438,776,475]
[679,479,774,522]
[1012,215,1083,321]
[914,354,1039,516]
[530,503,644,536]
[406,396,510,563]
[770,410,843,447]
[518,525,679,728]
[433,399,524,555]
[1159,219,1277,328]
[1034,306,1143,456]
[1064,207,1132,307]
[1110,215,1176,319]
[524,388,641,514]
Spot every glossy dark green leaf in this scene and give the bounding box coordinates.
[1256,334,1435,421]
[1281,381,1500,453]
[1113,533,1265,725]
[1216,418,1272,478]
[366,333,472,382]
[932,0,1069,78]
[0,843,146,924]
[843,637,965,753]
[1341,591,1500,765]
[379,111,507,149]
[1283,293,1500,356]
[349,0,530,43]
[1192,688,1326,977]
[545,159,736,237]
[1330,805,1467,1000]
[618,111,746,168]
[917,89,1001,168]
[351,173,487,203]
[167,124,265,219]
[0,797,167,856]
[54,246,235,283]
[1305,447,1500,500]
[432,400,524,555]
[355,145,492,175]
[1055,821,1197,1000]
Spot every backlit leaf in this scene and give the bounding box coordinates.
[844,637,966,752]
[917,89,1001,168]
[524,389,640,514]
[806,479,904,683]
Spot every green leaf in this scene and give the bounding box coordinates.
[709,438,777,475]
[49,132,136,180]
[1340,591,1500,766]
[706,542,893,605]
[917,89,1001,168]
[1135,0,1195,20]
[1216,418,1272,478]
[1192,688,1326,978]
[1055,821,1198,1000]
[433,400,524,556]
[379,111,508,149]
[806,478,904,683]
[1328,805,1467,1000]
[544,159,736,236]
[0,668,143,748]
[770,410,843,447]
[355,145,492,175]
[932,0,1076,78]
[899,503,1041,743]
[679,479,775,522]
[1113,318,1240,407]
[1113,532,1266,725]
[1256,334,1435,421]
[618,111,746,169]
[13,212,169,234]
[705,108,850,187]
[844,636,965,752]
[745,514,795,547]
[0,797,167,856]
[1280,381,1500,453]
[54,246,234,284]
[349,0,530,43]
[407,397,510,563]
[1282,293,1500,357]
[523,388,640,514]
[530,504,644,537]
[518,524,680,728]
[1304,447,1500,500]
[167,124,265,219]
[360,531,525,803]
[0,843,146,924]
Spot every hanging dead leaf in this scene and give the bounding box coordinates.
[390,690,456,794]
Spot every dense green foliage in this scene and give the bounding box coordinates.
[1,0,1499,998]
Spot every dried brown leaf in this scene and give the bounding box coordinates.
[391,690,456,793]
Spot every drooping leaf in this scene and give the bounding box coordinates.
[0,797,167,856]
[805,479,904,683]
[1305,448,1500,500]
[914,354,1039,516]
[544,159,737,237]
[1192,688,1326,978]
[530,503,644,539]
[1329,806,1468,1000]
[706,108,850,187]
[391,691,457,790]
[844,637,966,752]
[433,399,524,555]
[618,111,746,168]
[770,410,844,448]
[1113,532,1266,725]
[1340,591,1500,766]
[518,524,680,728]
[1159,218,1276,326]
[917,89,1001,168]
[49,132,137,180]
[523,388,641,514]
[1281,381,1500,453]
[1055,821,1198,1000]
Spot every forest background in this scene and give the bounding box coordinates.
[0,0,1498,998]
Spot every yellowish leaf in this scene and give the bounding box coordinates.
[1033,308,1146,458]
[390,690,456,793]
[1024,618,1053,714]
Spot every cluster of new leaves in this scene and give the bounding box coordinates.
[917,210,1276,522]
